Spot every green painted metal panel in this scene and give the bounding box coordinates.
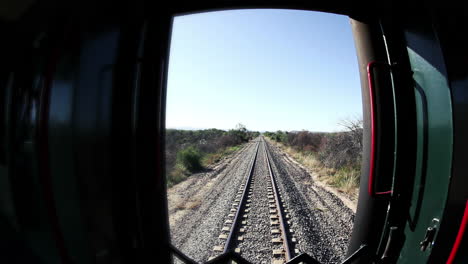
[398,31,453,262]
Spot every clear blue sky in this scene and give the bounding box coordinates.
[166,9,362,132]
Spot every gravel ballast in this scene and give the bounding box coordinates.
[169,142,258,262]
[265,141,355,263]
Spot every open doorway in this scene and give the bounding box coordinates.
[165,9,362,263]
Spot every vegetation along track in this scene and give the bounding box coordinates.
[169,137,354,264]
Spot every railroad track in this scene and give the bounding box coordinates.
[210,138,298,263]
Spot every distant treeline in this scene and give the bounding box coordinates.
[166,124,260,186]
[264,129,362,169]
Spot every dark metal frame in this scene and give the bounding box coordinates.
[3,1,468,264]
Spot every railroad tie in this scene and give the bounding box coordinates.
[272,237,282,243]
[271,229,280,234]
[213,246,223,252]
[272,259,285,264]
[273,249,284,256]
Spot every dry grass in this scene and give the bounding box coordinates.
[167,165,188,187]
[175,198,202,211]
[269,139,359,197]
[202,152,223,165]
[174,202,186,211]
[324,167,360,195]
[202,145,242,167]
[186,199,202,209]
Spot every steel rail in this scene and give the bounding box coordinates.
[264,139,293,261]
[223,141,260,253]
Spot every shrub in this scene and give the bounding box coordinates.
[264,118,362,195]
[217,134,240,148]
[317,132,362,169]
[165,126,258,187]
[227,123,250,143]
[264,130,288,143]
[176,146,203,173]
[291,131,324,152]
[167,164,188,187]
